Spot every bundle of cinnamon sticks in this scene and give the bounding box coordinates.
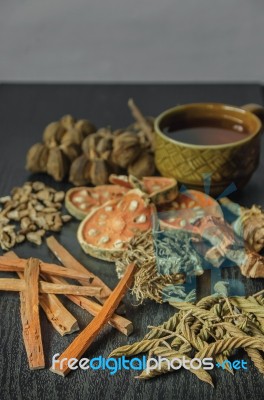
[0,237,134,371]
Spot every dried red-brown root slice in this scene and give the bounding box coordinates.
[158,189,223,232]
[65,185,128,220]
[109,174,178,205]
[77,189,156,261]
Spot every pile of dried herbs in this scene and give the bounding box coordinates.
[109,290,264,386]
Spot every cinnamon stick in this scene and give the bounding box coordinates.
[46,236,111,302]
[5,251,79,336]
[50,262,136,376]
[39,293,79,336]
[49,274,133,336]
[0,278,102,296]
[0,256,93,282]
[21,258,45,369]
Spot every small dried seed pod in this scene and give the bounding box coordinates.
[60,114,75,130]
[75,119,96,136]
[69,154,91,186]
[96,137,113,154]
[90,159,110,186]
[43,122,65,145]
[82,134,101,158]
[47,147,70,181]
[25,143,49,173]
[128,152,156,179]
[112,132,141,168]
[59,143,82,162]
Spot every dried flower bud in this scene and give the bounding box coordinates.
[128,152,156,179]
[112,132,141,168]
[26,143,49,173]
[46,147,70,181]
[69,154,91,186]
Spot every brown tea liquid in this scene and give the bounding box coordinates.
[162,117,250,145]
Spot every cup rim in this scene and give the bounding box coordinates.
[154,102,262,149]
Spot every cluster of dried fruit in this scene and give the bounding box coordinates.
[26,100,156,185]
[64,176,178,261]
[0,181,71,250]
[26,115,96,181]
[69,100,156,185]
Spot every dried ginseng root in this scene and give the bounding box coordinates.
[220,197,264,253]
[65,185,128,220]
[77,189,156,261]
[158,189,223,231]
[109,175,178,205]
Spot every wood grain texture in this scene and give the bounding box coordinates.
[0,277,102,296]
[20,258,45,370]
[0,84,264,400]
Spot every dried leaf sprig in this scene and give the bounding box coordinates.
[109,292,264,386]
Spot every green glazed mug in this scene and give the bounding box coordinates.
[154,103,264,196]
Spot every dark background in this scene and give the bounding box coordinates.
[0,83,263,400]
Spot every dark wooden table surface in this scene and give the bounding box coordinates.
[0,84,263,400]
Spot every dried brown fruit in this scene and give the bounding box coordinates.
[59,143,81,162]
[60,114,75,130]
[75,119,96,136]
[127,152,156,178]
[26,143,49,173]
[47,147,70,181]
[69,154,91,186]
[82,134,101,158]
[43,122,65,145]
[112,132,141,168]
[90,159,110,186]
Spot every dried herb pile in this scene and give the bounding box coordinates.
[26,100,156,185]
[0,181,71,250]
[109,290,264,386]
[115,230,187,303]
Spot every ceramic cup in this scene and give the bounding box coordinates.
[154,103,264,196]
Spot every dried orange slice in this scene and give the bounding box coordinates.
[159,190,223,231]
[65,185,128,220]
[77,189,156,261]
[109,174,178,205]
